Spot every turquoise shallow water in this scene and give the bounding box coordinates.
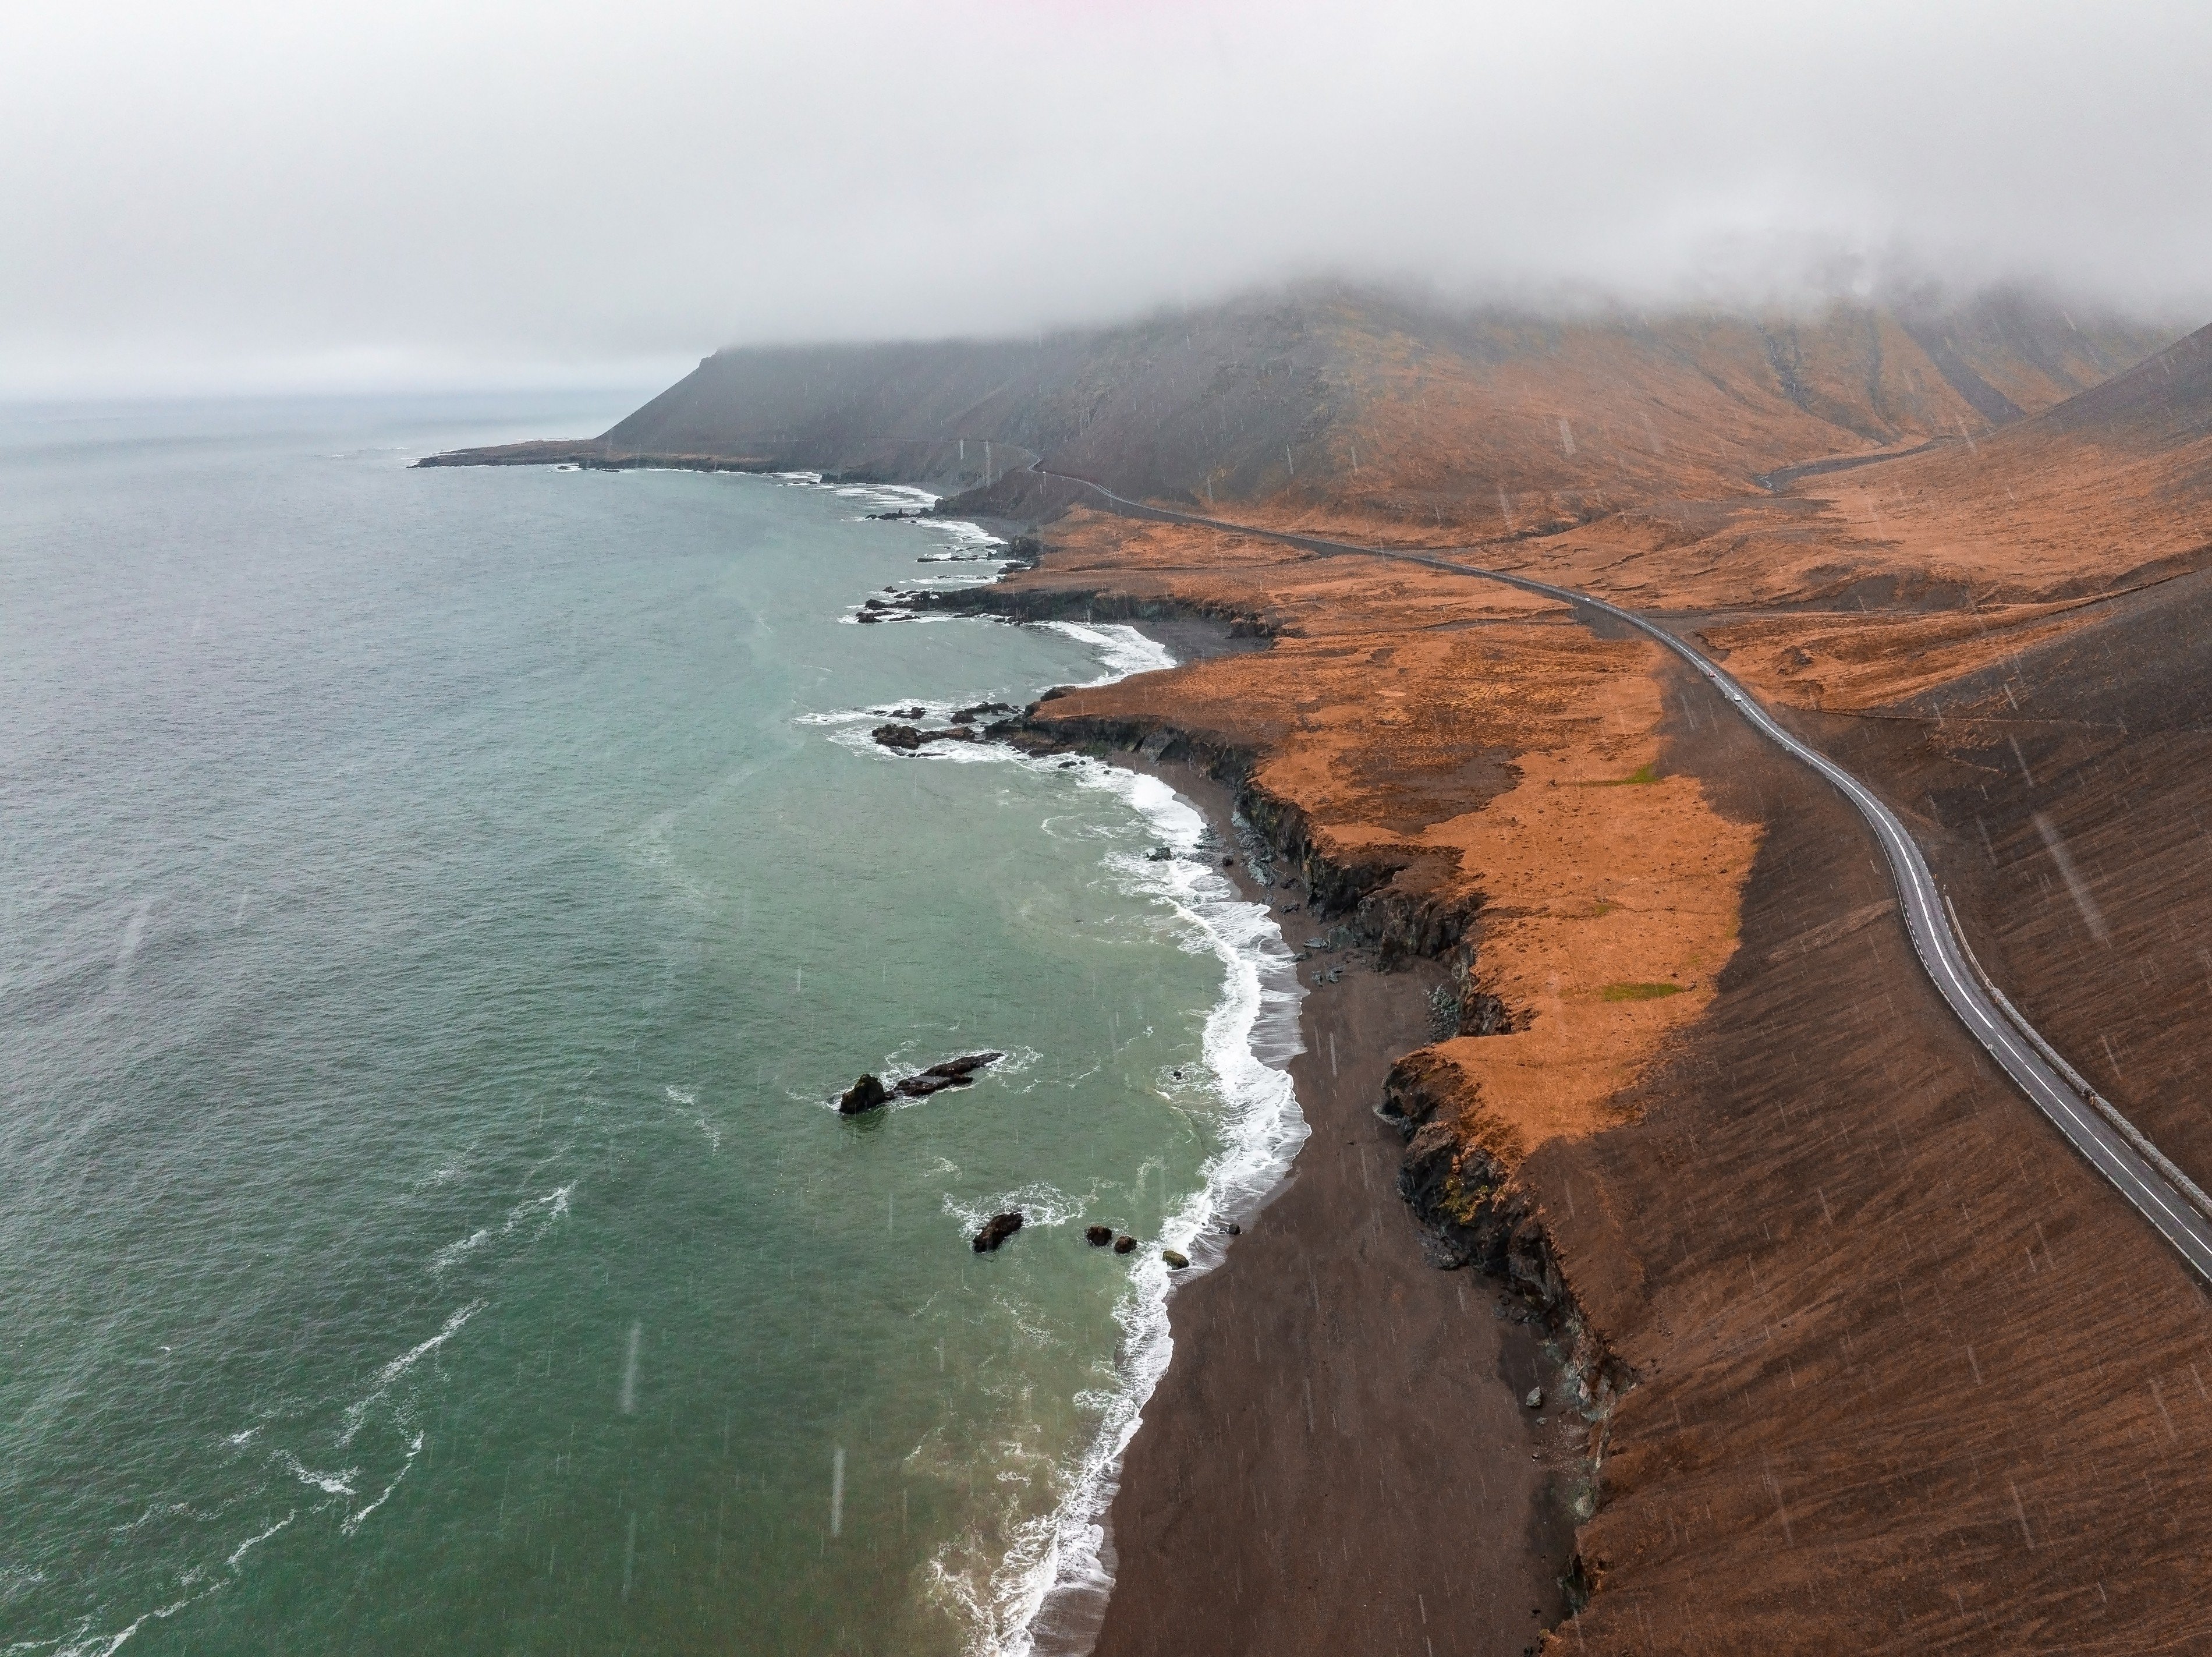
[0,398,1302,1655]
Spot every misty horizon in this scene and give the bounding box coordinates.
[5,0,2209,396]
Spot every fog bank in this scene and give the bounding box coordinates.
[5,0,2206,394]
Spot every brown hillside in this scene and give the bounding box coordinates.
[424,286,2171,540]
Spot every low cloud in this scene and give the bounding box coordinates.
[4,0,2206,392]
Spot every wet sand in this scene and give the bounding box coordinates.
[1083,756,1574,1657]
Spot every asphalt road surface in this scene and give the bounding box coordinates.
[1038,469,2212,1283]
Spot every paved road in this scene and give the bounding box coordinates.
[1033,469,2212,1281]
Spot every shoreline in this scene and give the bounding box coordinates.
[1069,741,1581,1657]
[812,557,1317,1655]
[822,495,1583,1655]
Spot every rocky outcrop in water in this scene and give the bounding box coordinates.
[872,723,982,752]
[839,1074,892,1114]
[896,1053,1004,1099]
[841,1053,1004,1114]
[973,1212,1025,1252]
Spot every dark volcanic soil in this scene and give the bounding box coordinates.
[1526,656,2212,1652]
[1082,762,1572,1657]
[1793,563,2212,1196]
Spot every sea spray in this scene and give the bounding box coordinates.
[817,621,1310,1655]
[976,764,1307,1657]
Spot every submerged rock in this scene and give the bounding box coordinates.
[838,1074,891,1114]
[1084,1225,1114,1247]
[1112,1234,1137,1255]
[973,1212,1025,1253]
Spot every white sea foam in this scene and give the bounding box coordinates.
[1032,622,1176,686]
[819,1046,1041,1117]
[503,1184,571,1236]
[224,1511,295,1571]
[813,598,1307,1656]
[665,1086,721,1152]
[941,1182,1093,1238]
[48,1588,204,1657]
[276,1453,357,1498]
[337,1301,484,1447]
[427,1182,571,1274]
[834,481,938,514]
[428,1228,491,1272]
[341,1433,424,1535]
[962,756,1308,1657]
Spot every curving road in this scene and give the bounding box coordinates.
[1031,468,2212,1282]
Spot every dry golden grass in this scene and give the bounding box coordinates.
[1024,515,1758,1172]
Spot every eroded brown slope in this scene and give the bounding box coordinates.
[1782,561,2212,1202]
[1365,322,2199,670]
[1521,661,2212,1653]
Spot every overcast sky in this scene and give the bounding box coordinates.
[3,0,2207,394]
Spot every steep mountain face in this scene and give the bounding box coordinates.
[441,286,2171,532]
[2032,314,2212,441]
[1789,320,2212,597]
[1892,286,2160,424]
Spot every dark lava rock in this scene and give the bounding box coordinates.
[973,1212,1025,1253]
[838,1074,891,1115]
[1112,1234,1137,1254]
[1084,1225,1114,1247]
[1161,1249,1190,1270]
[895,706,927,720]
[894,1051,1005,1099]
[872,724,928,751]
[1221,855,1236,866]
[1144,846,1173,862]
[1221,1221,1242,1235]
[951,701,1013,724]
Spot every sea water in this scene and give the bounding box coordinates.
[0,395,1304,1655]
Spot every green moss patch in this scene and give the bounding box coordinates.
[1600,980,1684,1003]
[1579,762,1661,787]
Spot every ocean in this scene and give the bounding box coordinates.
[0,395,1305,1655]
